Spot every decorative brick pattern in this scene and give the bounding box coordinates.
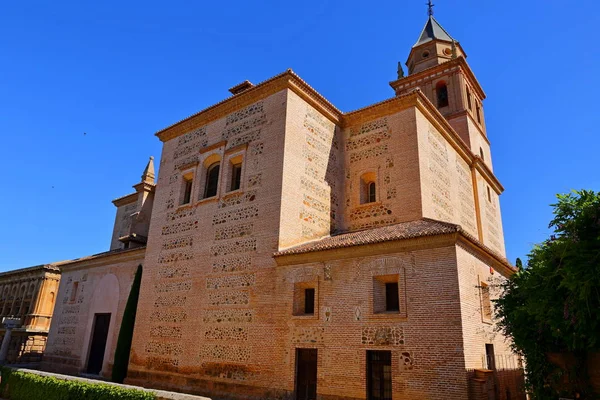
[154,295,187,307]
[212,206,259,225]
[150,326,183,339]
[218,191,257,209]
[204,327,248,341]
[154,281,192,293]
[161,220,199,236]
[361,326,405,346]
[157,266,190,279]
[161,236,193,250]
[211,255,252,273]
[145,342,183,356]
[202,309,254,324]
[157,251,193,264]
[292,327,325,344]
[208,291,249,306]
[199,344,250,363]
[150,310,187,323]
[206,273,256,290]
[209,238,257,256]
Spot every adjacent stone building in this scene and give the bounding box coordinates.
[42,158,155,376]
[37,10,523,400]
[0,264,60,363]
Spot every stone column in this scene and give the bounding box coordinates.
[0,318,20,364]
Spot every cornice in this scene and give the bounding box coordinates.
[112,192,137,207]
[342,91,421,128]
[155,70,342,143]
[390,57,486,100]
[154,68,503,193]
[133,182,156,194]
[274,229,515,277]
[0,264,60,280]
[275,234,457,266]
[57,247,146,272]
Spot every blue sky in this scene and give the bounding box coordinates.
[1,0,598,270]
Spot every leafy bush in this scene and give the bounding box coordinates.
[495,190,600,399]
[0,367,155,400]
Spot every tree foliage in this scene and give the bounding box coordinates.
[495,190,600,399]
[111,265,143,384]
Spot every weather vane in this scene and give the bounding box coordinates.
[427,0,435,16]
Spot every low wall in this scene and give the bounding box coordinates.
[3,368,212,400]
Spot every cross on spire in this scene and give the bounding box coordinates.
[427,0,435,16]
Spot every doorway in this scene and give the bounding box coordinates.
[367,350,392,400]
[87,313,111,375]
[295,348,317,400]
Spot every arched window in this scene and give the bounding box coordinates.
[204,162,220,199]
[476,104,482,123]
[436,81,449,108]
[368,182,376,203]
[360,172,377,204]
[479,147,484,160]
[466,87,472,110]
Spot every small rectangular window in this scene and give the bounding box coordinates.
[485,344,496,370]
[481,282,492,320]
[182,178,193,205]
[385,282,399,312]
[230,163,242,192]
[70,282,79,303]
[304,288,315,315]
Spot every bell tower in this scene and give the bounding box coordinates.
[391,3,493,171]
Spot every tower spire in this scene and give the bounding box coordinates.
[427,0,434,16]
[141,156,155,184]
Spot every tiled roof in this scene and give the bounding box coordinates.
[414,16,455,47]
[275,219,460,256]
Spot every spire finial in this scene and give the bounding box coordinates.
[141,156,155,184]
[397,62,405,79]
[427,0,434,16]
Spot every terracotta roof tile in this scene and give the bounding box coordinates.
[275,219,460,256]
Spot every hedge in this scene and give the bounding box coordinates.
[0,367,155,400]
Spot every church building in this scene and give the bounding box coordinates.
[42,9,523,400]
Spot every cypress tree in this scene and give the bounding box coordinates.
[111,264,143,383]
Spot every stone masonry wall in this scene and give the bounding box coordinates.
[275,246,470,400]
[43,254,140,376]
[343,108,422,232]
[127,90,291,398]
[416,111,479,238]
[278,90,342,249]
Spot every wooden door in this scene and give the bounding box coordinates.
[367,350,392,400]
[87,313,111,375]
[295,348,318,400]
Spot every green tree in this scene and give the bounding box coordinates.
[515,257,523,270]
[496,190,600,399]
[111,265,143,384]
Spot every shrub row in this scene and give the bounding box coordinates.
[0,367,156,400]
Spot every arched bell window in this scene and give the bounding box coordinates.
[360,172,378,204]
[436,81,449,108]
[204,162,220,199]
